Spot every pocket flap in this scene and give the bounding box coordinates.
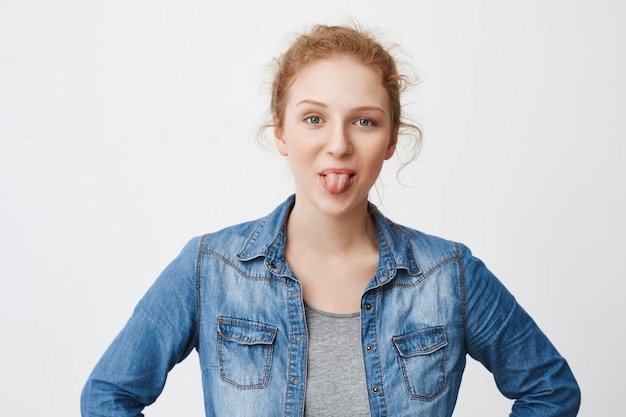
[218,317,277,345]
[393,326,447,357]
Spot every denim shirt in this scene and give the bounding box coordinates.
[81,195,580,416]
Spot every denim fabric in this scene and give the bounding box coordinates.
[81,195,580,416]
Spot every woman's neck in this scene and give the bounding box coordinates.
[285,200,378,255]
[284,197,380,313]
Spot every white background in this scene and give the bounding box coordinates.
[1,0,624,415]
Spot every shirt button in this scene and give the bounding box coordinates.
[293,377,301,385]
[365,345,373,352]
[295,335,303,342]
[371,386,380,394]
[289,291,298,299]
[269,261,277,269]
[364,303,372,310]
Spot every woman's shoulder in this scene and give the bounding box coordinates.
[192,197,294,256]
[190,217,266,253]
[374,213,480,277]
[397,222,459,251]
[373,209,459,254]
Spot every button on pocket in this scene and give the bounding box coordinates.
[217,317,278,390]
[392,325,447,400]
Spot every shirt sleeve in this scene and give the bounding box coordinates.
[80,237,200,417]
[460,243,581,416]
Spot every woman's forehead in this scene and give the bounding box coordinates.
[285,57,388,109]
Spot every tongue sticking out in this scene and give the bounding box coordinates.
[322,173,353,194]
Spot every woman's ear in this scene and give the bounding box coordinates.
[274,116,288,156]
[384,131,398,160]
[274,128,288,156]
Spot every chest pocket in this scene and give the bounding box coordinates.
[392,325,448,400]
[217,317,278,390]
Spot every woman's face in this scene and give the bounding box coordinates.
[274,56,396,218]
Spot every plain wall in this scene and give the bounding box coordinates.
[1,1,624,415]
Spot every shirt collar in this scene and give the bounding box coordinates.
[236,195,421,285]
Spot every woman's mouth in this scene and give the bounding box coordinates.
[320,170,355,194]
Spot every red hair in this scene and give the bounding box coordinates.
[269,24,422,160]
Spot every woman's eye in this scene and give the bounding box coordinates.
[356,118,373,127]
[305,116,321,124]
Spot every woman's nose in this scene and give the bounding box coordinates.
[326,125,352,157]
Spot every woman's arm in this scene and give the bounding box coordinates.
[460,244,581,416]
[80,238,200,417]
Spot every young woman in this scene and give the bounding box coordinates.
[81,24,580,417]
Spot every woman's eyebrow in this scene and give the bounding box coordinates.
[296,100,385,114]
[296,99,327,108]
[352,106,385,114]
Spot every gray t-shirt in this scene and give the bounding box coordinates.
[304,304,371,416]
